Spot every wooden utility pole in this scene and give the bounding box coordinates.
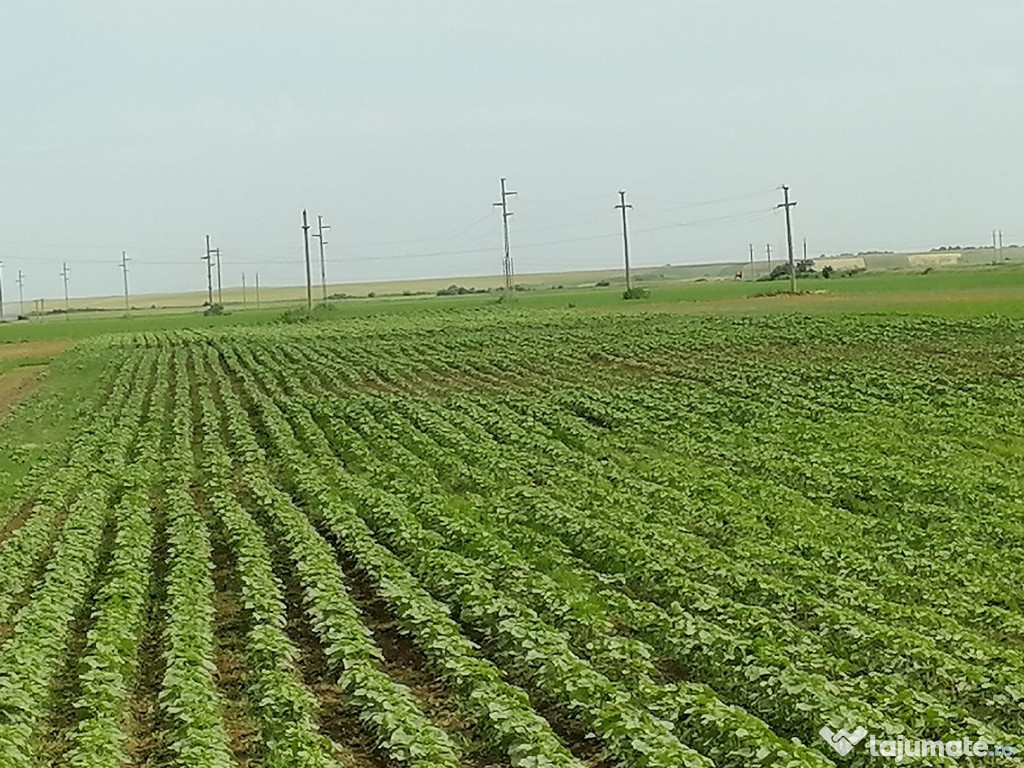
[302,210,312,310]
[777,185,798,292]
[615,190,633,291]
[766,243,772,265]
[493,178,517,291]
[120,251,130,312]
[312,215,331,301]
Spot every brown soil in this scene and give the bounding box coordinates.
[125,501,169,767]
[0,340,69,363]
[343,567,506,768]
[274,543,391,768]
[0,365,47,418]
[37,516,118,766]
[210,530,260,766]
[0,498,38,546]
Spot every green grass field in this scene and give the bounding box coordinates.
[0,263,1022,767]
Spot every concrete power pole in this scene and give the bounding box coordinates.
[312,215,331,301]
[748,243,754,280]
[777,185,798,293]
[203,235,214,305]
[120,251,130,312]
[302,210,312,310]
[615,191,633,292]
[493,178,517,292]
[16,270,24,317]
[60,262,70,315]
[215,248,223,304]
[766,243,772,265]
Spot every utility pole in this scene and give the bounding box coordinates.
[255,272,260,308]
[215,248,223,304]
[748,243,754,280]
[803,237,808,262]
[203,234,214,305]
[17,270,24,317]
[242,272,247,306]
[615,191,633,292]
[999,229,1004,261]
[777,185,798,292]
[766,243,772,265]
[0,260,5,322]
[302,209,312,310]
[60,262,70,315]
[120,251,130,312]
[493,178,517,291]
[312,214,331,301]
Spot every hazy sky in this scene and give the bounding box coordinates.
[1,2,1022,300]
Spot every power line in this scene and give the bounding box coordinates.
[342,211,494,248]
[493,177,517,292]
[0,199,774,272]
[629,188,777,211]
[628,206,774,232]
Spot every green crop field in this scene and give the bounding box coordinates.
[0,275,1022,767]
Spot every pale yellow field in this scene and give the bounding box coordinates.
[27,245,1024,314]
[55,267,675,312]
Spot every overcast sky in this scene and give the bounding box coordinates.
[1,2,1021,300]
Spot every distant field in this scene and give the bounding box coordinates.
[2,264,1023,348]
[30,244,1024,315]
